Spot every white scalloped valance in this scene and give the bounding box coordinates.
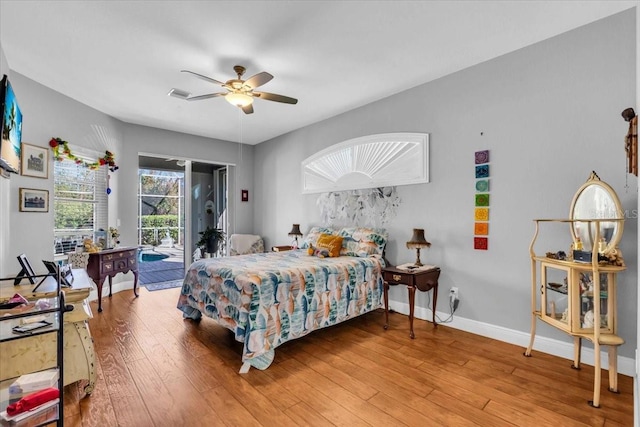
[302,133,429,194]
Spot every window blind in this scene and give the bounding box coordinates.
[53,155,108,255]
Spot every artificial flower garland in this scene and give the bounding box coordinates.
[49,137,119,172]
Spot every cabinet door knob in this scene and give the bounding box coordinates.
[393,274,402,281]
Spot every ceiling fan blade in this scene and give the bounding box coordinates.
[244,72,273,89]
[242,104,254,114]
[254,91,298,104]
[186,93,225,101]
[181,70,225,86]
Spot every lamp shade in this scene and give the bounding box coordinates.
[288,224,303,237]
[406,228,431,249]
[225,92,253,107]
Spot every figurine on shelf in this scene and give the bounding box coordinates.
[601,248,625,267]
[583,309,595,328]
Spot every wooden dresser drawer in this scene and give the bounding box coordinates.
[101,261,114,274]
[383,271,412,285]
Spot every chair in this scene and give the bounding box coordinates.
[229,234,264,255]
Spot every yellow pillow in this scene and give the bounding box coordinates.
[315,234,343,258]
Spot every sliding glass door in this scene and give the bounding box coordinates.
[137,155,229,285]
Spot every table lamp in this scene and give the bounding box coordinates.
[406,228,431,266]
[288,224,303,248]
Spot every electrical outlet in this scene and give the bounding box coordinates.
[450,287,460,312]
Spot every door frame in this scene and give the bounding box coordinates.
[138,153,235,267]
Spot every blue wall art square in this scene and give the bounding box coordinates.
[475,164,489,178]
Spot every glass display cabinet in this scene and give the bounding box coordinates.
[524,171,626,408]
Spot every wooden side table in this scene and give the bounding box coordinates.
[87,246,139,312]
[383,265,441,338]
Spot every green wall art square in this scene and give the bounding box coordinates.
[475,194,490,206]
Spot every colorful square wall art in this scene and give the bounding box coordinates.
[475,150,489,164]
[475,179,489,192]
[475,194,490,206]
[474,207,489,221]
[474,222,489,235]
[475,164,489,178]
[474,237,489,250]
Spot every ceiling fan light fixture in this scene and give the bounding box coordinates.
[225,92,253,107]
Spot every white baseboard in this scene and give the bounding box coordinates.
[389,300,636,377]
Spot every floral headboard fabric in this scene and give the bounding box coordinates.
[300,226,388,260]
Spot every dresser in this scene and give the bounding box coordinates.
[87,246,139,312]
[0,269,96,395]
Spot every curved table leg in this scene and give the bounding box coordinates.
[408,286,416,339]
[383,281,390,330]
[74,322,96,395]
[132,269,139,298]
[432,283,438,327]
[96,278,105,312]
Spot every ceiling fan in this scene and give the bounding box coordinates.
[173,65,298,114]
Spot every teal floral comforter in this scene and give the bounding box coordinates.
[177,250,384,370]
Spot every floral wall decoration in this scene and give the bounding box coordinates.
[49,137,119,172]
[317,186,401,227]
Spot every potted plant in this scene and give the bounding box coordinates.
[197,226,225,254]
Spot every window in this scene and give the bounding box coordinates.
[53,156,108,255]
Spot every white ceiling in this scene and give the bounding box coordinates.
[0,1,636,145]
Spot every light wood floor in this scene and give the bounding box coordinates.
[61,287,634,426]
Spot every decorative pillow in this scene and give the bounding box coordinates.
[338,227,388,258]
[315,233,344,257]
[299,226,337,249]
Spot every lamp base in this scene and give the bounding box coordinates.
[414,248,423,266]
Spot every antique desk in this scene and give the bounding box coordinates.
[383,265,441,338]
[87,246,139,312]
[0,269,96,395]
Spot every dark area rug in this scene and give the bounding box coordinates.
[142,280,183,292]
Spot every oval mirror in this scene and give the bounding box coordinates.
[569,171,624,252]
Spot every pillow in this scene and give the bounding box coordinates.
[338,227,388,258]
[299,226,336,249]
[315,233,344,257]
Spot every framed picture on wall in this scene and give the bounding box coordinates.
[19,188,49,212]
[20,143,49,179]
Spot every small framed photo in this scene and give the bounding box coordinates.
[19,188,49,212]
[241,189,249,202]
[20,143,49,179]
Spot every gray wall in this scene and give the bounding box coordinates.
[253,11,638,357]
[0,70,254,276]
[120,123,254,246]
[3,72,124,272]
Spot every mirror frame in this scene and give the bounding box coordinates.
[569,171,624,252]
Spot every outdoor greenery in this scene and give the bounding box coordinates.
[140,215,182,246]
[138,170,184,246]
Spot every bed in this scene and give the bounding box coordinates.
[177,226,387,371]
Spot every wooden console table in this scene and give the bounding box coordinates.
[0,269,97,395]
[383,265,441,338]
[87,246,139,312]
